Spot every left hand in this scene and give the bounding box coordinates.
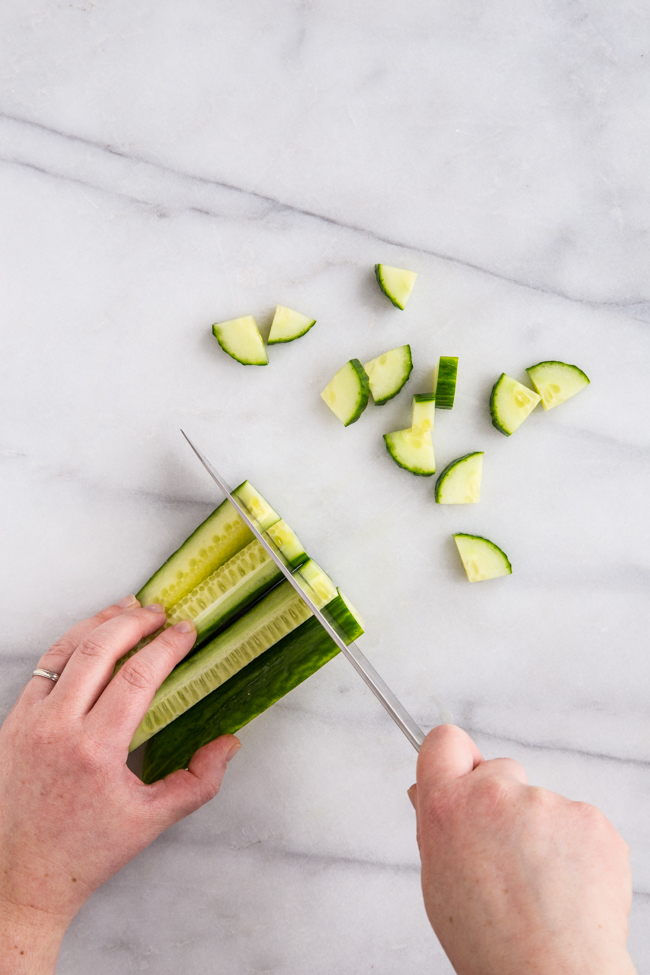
[0,595,241,975]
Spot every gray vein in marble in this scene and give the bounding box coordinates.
[2,111,649,313]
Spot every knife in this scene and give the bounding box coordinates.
[180,431,425,752]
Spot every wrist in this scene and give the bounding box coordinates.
[0,899,70,975]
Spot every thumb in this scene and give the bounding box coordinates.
[416,725,483,799]
[149,735,242,824]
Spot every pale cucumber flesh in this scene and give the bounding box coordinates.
[374,264,418,310]
[267,306,316,344]
[490,374,541,436]
[320,359,370,426]
[436,453,483,504]
[363,345,413,404]
[525,361,590,411]
[212,316,268,365]
[454,534,511,582]
[384,428,435,476]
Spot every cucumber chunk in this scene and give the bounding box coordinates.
[142,589,364,782]
[490,374,541,436]
[135,481,279,612]
[435,452,484,504]
[384,393,436,476]
[296,558,337,606]
[363,345,413,405]
[130,575,337,751]
[321,359,370,426]
[434,357,458,410]
[266,519,307,570]
[454,534,512,582]
[212,316,268,365]
[267,305,316,344]
[374,264,418,309]
[525,361,590,411]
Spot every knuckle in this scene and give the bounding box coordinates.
[78,632,114,659]
[47,635,75,659]
[119,657,156,691]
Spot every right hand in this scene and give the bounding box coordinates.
[409,725,636,975]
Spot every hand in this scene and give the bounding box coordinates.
[409,725,636,975]
[0,596,241,975]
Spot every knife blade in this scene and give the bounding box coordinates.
[180,430,425,752]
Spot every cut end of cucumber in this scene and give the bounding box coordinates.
[266,519,308,569]
[436,452,484,504]
[490,374,541,436]
[212,316,268,365]
[411,394,436,432]
[321,359,370,426]
[374,264,418,310]
[454,534,511,582]
[434,357,458,410]
[384,428,436,476]
[267,306,316,345]
[363,345,413,405]
[233,481,280,531]
[525,361,590,411]
[296,559,337,607]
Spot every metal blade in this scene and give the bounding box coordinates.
[180,431,425,752]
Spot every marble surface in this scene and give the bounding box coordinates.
[2,1,650,971]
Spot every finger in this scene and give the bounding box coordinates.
[416,724,483,797]
[50,605,168,712]
[25,595,141,703]
[475,756,528,785]
[146,736,241,826]
[86,620,197,746]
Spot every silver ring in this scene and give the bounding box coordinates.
[32,668,60,683]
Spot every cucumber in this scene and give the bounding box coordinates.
[363,345,413,405]
[142,590,364,783]
[434,357,458,410]
[320,359,370,426]
[435,452,483,504]
[212,316,268,366]
[454,534,512,583]
[266,519,307,570]
[490,374,541,436]
[130,564,335,751]
[525,361,590,411]
[384,393,436,476]
[267,305,316,344]
[136,482,279,612]
[374,265,418,310]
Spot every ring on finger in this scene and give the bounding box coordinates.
[32,668,61,683]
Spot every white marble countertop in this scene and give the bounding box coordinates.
[2,2,650,971]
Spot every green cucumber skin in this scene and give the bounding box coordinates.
[436,357,458,410]
[142,595,362,783]
[346,359,371,425]
[489,374,511,436]
[383,433,434,477]
[374,264,405,310]
[526,360,590,385]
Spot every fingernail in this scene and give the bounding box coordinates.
[173,619,194,633]
[407,784,417,809]
[117,594,138,608]
[145,603,166,614]
[225,740,241,763]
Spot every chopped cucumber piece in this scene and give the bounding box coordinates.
[490,374,541,436]
[266,519,307,570]
[131,576,336,750]
[525,361,590,411]
[363,345,413,405]
[267,305,316,344]
[411,393,436,431]
[374,264,418,309]
[435,452,484,504]
[321,359,370,426]
[454,534,512,582]
[384,393,436,476]
[142,589,364,782]
[212,316,267,366]
[135,481,279,611]
[434,357,458,410]
[296,559,337,606]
